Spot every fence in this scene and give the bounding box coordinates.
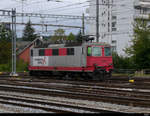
[113,69,150,77]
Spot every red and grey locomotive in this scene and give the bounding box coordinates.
[29,42,113,80]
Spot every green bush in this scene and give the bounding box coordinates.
[0,63,11,72]
[112,52,135,69]
[16,59,28,72]
[0,59,28,72]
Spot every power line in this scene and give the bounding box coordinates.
[3,0,64,11]
[16,12,95,20]
[37,1,89,13]
[0,21,82,28]
[0,10,95,20]
[96,0,99,42]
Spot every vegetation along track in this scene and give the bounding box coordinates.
[0,77,150,108]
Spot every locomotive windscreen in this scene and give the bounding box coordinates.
[104,47,111,56]
[87,47,102,56]
[92,47,102,56]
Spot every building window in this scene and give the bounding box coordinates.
[67,48,74,55]
[103,0,106,4]
[52,49,59,56]
[31,50,33,57]
[112,16,117,20]
[112,40,116,44]
[108,22,110,32]
[112,28,117,31]
[112,22,116,28]
[112,46,117,52]
[39,49,45,56]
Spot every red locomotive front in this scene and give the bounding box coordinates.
[86,44,113,79]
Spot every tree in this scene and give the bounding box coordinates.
[112,52,135,69]
[0,24,11,42]
[125,19,150,69]
[22,20,37,41]
[0,24,12,64]
[67,32,75,42]
[0,41,11,64]
[75,30,83,43]
[51,28,66,43]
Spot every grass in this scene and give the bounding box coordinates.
[112,73,150,78]
[0,59,28,72]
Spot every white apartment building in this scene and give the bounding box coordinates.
[88,0,150,56]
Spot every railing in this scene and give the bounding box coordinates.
[134,14,150,20]
[113,69,150,77]
[134,0,140,7]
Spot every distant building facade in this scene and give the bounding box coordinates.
[88,0,150,56]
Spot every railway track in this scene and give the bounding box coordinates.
[1,78,150,99]
[2,75,150,90]
[0,79,150,109]
[1,74,150,92]
[0,75,150,113]
[1,73,150,84]
[0,93,113,113]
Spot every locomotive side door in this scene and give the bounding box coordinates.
[81,46,87,67]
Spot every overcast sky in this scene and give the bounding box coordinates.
[0,0,90,37]
[1,0,89,15]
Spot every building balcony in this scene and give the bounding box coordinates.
[134,0,150,9]
[134,0,140,7]
[134,14,150,20]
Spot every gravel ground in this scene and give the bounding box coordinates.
[0,104,48,113]
[0,91,149,113]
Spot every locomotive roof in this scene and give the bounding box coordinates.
[84,42,111,46]
[34,42,111,49]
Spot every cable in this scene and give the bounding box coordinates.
[37,1,89,13]
[3,0,62,10]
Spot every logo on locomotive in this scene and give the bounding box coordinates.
[33,56,48,66]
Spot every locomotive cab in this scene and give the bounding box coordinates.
[86,45,113,79]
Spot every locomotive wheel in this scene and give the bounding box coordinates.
[29,71,33,76]
[63,72,73,80]
[92,70,105,81]
[106,72,112,79]
[29,71,38,76]
[80,73,90,80]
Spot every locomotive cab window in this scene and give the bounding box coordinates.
[67,48,74,55]
[39,49,45,56]
[87,47,92,56]
[92,47,102,56]
[104,47,111,56]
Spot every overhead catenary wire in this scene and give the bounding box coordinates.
[3,0,66,14]
[0,0,142,38]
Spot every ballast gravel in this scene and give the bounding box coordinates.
[0,91,149,113]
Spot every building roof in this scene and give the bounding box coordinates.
[17,37,44,55]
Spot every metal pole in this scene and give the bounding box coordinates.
[21,0,26,23]
[11,9,14,76]
[14,9,17,75]
[96,0,99,42]
[10,8,18,77]
[82,13,85,36]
